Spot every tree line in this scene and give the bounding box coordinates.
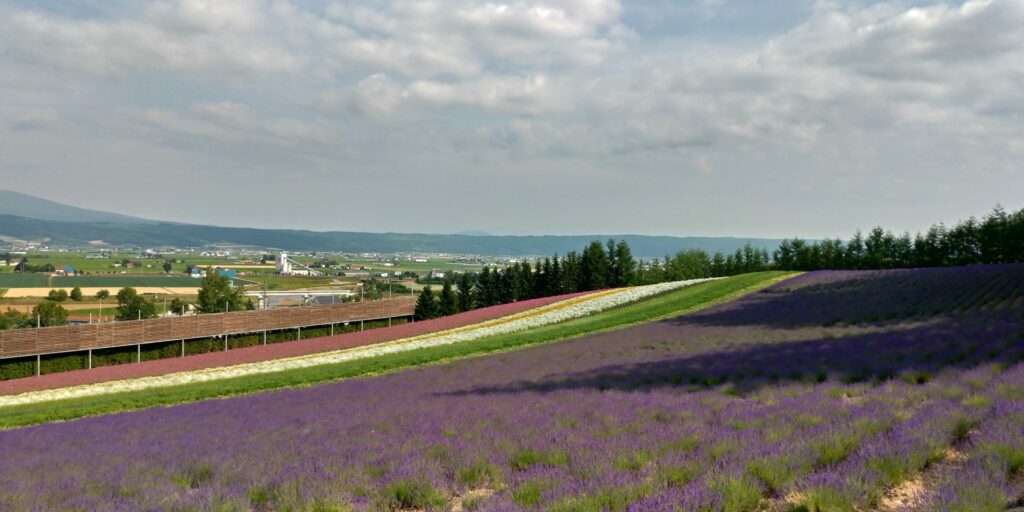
[773,206,1024,271]
[413,239,771,320]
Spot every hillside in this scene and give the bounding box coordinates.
[0,190,152,225]
[0,213,786,257]
[0,265,1021,510]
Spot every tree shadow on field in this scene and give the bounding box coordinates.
[445,316,1024,396]
[674,264,1024,330]
[443,264,1024,397]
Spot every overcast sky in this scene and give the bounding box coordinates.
[1,0,1021,238]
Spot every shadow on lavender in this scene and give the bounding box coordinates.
[444,318,1024,396]
[446,264,1024,396]
[673,263,1024,329]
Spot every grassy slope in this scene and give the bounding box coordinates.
[0,272,793,429]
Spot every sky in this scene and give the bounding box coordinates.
[0,0,1021,238]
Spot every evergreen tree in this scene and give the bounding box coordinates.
[980,206,1009,264]
[457,272,474,312]
[614,240,636,285]
[498,268,514,303]
[536,257,552,297]
[414,286,440,320]
[478,267,498,307]
[846,231,866,269]
[605,239,619,286]
[550,256,563,294]
[562,252,581,293]
[579,241,609,290]
[439,280,458,316]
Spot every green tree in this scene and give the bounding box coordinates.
[550,256,562,294]
[414,286,440,320]
[456,273,474,312]
[579,241,608,291]
[439,279,458,316]
[169,297,190,316]
[70,287,83,301]
[478,267,498,307]
[163,261,173,273]
[0,308,30,330]
[115,287,157,321]
[32,301,68,327]
[47,289,69,302]
[614,240,636,285]
[196,270,244,314]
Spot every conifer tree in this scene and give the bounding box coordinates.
[414,286,439,320]
[439,280,458,316]
[615,240,636,285]
[550,256,563,294]
[457,272,474,312]
[579,241,608,290]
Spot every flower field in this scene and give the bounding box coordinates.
[0,265,1023,511]
[0,279,714,408]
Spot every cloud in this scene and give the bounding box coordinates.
[9,109,60,131]
[0,0,1021,236]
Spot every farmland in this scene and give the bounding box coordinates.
[0,265,1021,510]
[0,273,782,426]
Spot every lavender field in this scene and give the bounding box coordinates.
[2,265,1023,511]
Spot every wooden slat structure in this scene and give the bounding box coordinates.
[0,297,415,359]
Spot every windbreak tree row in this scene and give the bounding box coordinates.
[774,205,1024,271]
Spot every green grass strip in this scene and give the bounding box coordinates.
[0,272,794,429]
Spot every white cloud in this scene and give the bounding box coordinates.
[0,0,1021,236]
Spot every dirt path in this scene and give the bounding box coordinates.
[0,292,589,397]
[875,446,970,511]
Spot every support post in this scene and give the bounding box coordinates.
[181,340,185,357]
[36,354,40,376]
[388,316,392,327]
[360,320,364,331]
[137,344,141,363]
[330,323,334,336]
[297,326,301,340]
[263,330,267,345]
[88,349,93,370]
[224,336,228,352]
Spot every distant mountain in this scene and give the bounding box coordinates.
[0,214,787,257]
[0,190,152,224]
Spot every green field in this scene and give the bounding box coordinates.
[51,275,201,288]
[0,274,49,287]
[0,272,792,428]
[241,275,339,290]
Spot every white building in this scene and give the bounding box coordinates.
[276,252,293,274]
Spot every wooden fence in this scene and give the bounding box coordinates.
[0,297,415,359]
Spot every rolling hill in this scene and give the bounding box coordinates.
[0,190,787,256]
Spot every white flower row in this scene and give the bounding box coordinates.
[0,278,718,407]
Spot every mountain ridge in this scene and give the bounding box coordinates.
[0,190,153,225]
[0,214,787,257]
